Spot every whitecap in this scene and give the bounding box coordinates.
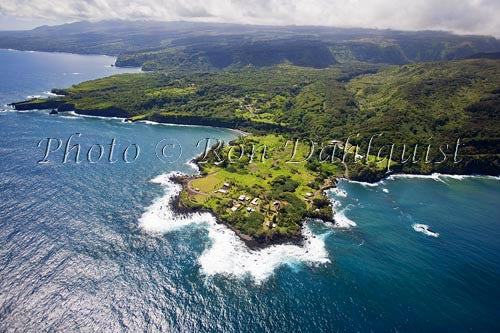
[138,172,209,233]
[138,172,331,284]
[26,95,43,99]
[17,109,39,113]
[382,188,389,193]
[136,120,161,125]
[331,199,342,207]
[435,173,500,181]
[387,173,445,183]
[331,187,348,197]
[59,115,83,120]
[389,173,500,183]
[330,207,357,229]
[346,179,384,187]
[199,223,330,284]
[185,160,200,173]
[43,91,64,97]
[65,111,127,122]
[412,224,439,238]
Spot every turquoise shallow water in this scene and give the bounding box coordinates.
[1,49,499,332]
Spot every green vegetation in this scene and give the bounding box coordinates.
[13,58,500,176]
[12,63,385,132]
[114,35,500,71]
[4,20,500,244]
[1,21,498,70]
[180,135,342,242]
[347,59,500,175]
[11,58,500,243]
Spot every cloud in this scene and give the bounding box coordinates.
[0,0,499,36]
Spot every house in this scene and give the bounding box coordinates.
[305,192,313,197]
[246,207,255,212]
[330,139,345,149]
[238,195,248,201]
[231,204,241,212]
[223,183,230,188]
[217,189,228,194]
[251,198,259,205]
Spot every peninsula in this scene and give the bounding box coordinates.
[11,58,500,245]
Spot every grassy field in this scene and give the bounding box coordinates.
[180,134,349,241]
[12,59,500,240]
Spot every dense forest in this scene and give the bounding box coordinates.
[13,59,500,177]
[1,20,499,71]
[5,20,500,242]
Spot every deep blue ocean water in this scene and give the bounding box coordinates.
[1,49,499,332]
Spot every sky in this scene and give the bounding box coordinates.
[0,0,499,37]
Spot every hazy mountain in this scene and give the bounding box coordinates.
[0,20,499,70]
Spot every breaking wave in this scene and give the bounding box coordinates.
[139,172,331,284]
[331,187,348,197]
[64,111,128,122]
[413,224,440,238]
[343,173,500,187]
[345,179,385,187]
[331,206,357,229]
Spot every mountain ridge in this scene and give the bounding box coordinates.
[1,20,499,70]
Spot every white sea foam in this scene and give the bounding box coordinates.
[26,94,43,99]
[382,188,389,193]
[43,91,64,97]
[138,172,331,283]
[387,173,446,183]
[199,223,330,284]
[138,172,211,233]
[343,173,500,187]
[185,160,200,173]
[331,188,348,197]
[412,224,439,238]
[435,174,500,181]
[332,208,357,229]
[59,114,83,120]
[137,119,223,130]
[346,179,385,187]
[17,109,39,113]
[136,120,161,125]
[392,173,500,182]
[331,199,342,208]
[137,119,210,129]
[65,111,127,122]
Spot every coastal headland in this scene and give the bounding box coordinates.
[10,59,500,246]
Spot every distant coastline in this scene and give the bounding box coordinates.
[6,45,500,247]
[8,104,500,247]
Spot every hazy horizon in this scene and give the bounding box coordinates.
[0,17,498,40]
[1,0,499,37]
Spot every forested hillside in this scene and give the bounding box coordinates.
[5,20,500,241]
[1,20,499,70]
[12,59,500,175]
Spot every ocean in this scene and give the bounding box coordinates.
[0,49,499,332]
